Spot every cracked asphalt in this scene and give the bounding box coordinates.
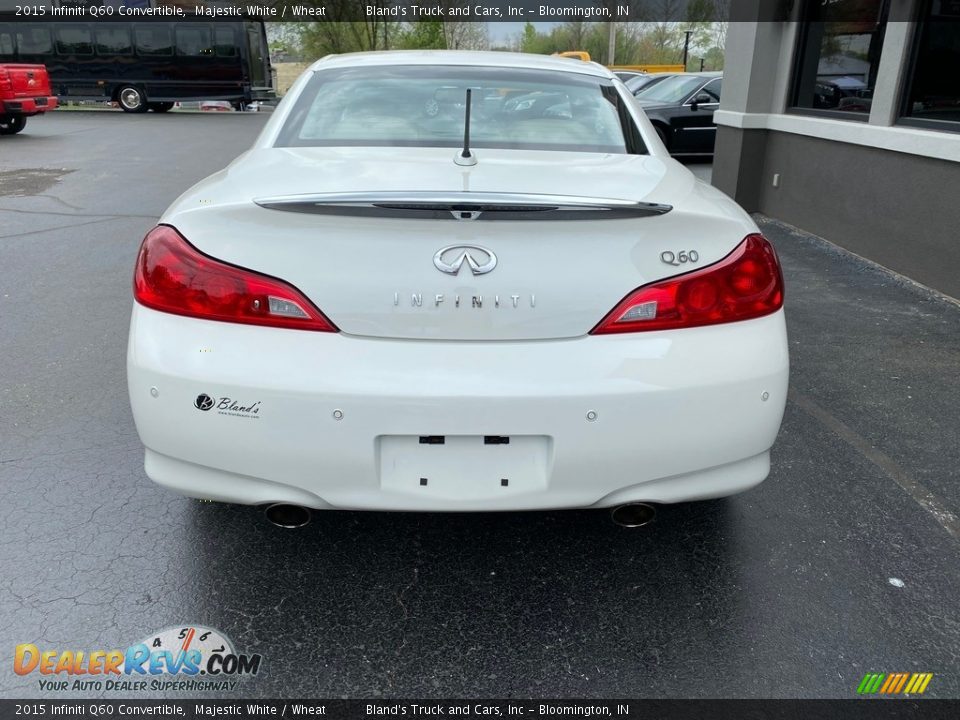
[1,112,958,699]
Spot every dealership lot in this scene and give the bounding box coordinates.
[1,112,958,698]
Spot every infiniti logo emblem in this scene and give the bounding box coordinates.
[433,245,497,276]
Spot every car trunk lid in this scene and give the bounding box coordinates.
[169,147,751,341]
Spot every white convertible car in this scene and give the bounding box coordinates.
[127,51,788,528]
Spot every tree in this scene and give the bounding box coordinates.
[397,21,446,50]
[266,23,304,60]
[436,1,490,49]
[685,0,715,23]
[442,22,489,50]
[702,45,725,70]
[489,17,729,68]
[296,0,396,57]
[519,23,543,53]
[563,21,591,52]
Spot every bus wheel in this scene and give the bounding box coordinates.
[117,86,148,114]
[0,116,27,135]
[149,102,175,113]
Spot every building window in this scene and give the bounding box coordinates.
[900,0,960,130]
[790,0,890,117]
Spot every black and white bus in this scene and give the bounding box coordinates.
[0,17,275,112]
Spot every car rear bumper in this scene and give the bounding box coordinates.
[0,97,58,116]
[127,305,789,511]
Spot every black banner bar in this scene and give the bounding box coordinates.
[0,0,797,23]
[3,700,960,720]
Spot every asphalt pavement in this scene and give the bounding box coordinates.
[0,111,958,699]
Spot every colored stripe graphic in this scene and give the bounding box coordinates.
[880,674,896,694]
[857,673,885,694]
[858,672,933,695]
[893,673,910,693]
[906,674,920,694]
[881,674,895,694]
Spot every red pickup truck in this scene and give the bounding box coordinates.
[0,64,58,136]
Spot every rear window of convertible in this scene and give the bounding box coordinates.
[275,65,646,154]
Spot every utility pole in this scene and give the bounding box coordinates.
[607,22,616,66]
[682,30,693,70]
[700,58,705,72]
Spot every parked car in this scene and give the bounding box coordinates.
[199,100,234,112]
[127,52,786,528]
[634,72,722,155]
[624,72,678,96]
[812,77,873,112]
[0,63,57,135]
[613,70,644,83]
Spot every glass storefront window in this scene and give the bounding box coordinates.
[901,0,960,129]
[790,0,890,116]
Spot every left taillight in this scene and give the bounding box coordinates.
[133,225,338,332]
[591,234,784,334]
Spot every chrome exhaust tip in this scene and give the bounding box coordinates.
[264,503,311,529]
[611,503,656,528]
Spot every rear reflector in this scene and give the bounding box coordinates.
[133,225,337,332]
[591,234,784,334]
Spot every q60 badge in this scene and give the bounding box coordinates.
[660,249,700,266]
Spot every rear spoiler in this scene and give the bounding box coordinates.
[253,192,672,221]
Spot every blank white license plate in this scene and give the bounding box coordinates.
[378,435,550,500]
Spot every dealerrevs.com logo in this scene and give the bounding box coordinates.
[14,625,262,693]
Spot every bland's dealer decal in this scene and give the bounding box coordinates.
[195,394,261,419]
[14,625,262,692]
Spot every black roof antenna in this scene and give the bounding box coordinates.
[454,88,477,166]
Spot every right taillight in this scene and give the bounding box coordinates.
[133,225,337,332]
[591,234,784,334]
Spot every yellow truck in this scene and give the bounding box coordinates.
[553,51,684,75]
[610,64,686,74]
